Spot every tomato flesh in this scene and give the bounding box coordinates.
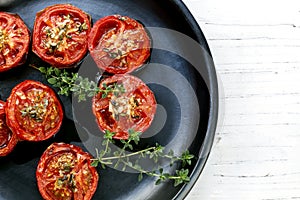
[88,15,151,74]
[5,80,63,141]
[36,143,99,200]
[0,100,17,156]
[0,12,30,72]
[92,74,156,139]
[32,4,91,68]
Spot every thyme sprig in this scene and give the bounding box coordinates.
[91,129,194,187]
[31,65,195,187]
[30,65,125,102]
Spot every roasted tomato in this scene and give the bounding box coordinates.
[5,80,63,141]
[36,143,99,200]
[88,15,151,74]
[0,100,18,156]
[92,74,156,139]
[32,4,91,68]
[0,12,30,72]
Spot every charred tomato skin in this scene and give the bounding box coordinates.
[32,4,91,68]
[0,100,18,157]
[92,74,157,139]
[0,12,30,72]
[36,142,99,200]
[5,80,63,141]
[88,15,151,74]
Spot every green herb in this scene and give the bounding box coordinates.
[101,82,126,98]
[108,52,119,59]
[90,129,194,187]
[20,97,48,122]
[63,14,71,20]
[30,65,125,102]
[66,34,72,39]
[45,29,52,37]
[32,65,195,187]
[56,173,76,190]
[79,22,88,32]
[118,16,127,21]
[0,29,8,51]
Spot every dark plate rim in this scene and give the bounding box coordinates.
[169,0,218,199]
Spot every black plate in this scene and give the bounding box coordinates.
[0,0,218,199]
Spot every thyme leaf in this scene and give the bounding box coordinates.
[30,65,125,102]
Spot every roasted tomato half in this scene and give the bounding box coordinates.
[92,74,156,139]
[5,80,63,141]
[0,100,18,156]
[88,15,151,74]
[36,143,99,200]
[32,4,91,68]
[0,12,30,72]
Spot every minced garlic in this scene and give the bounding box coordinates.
[42,14,88,53]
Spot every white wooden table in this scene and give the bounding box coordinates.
[183,0,300,199]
